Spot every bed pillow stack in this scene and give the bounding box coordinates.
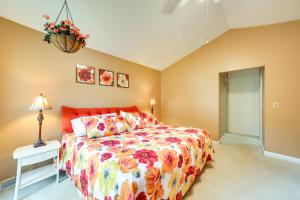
[81,115,118,138]
[114,115,132,133]
[71,113,131,138]
[120,111,160,129]
[71,113,117,137]
[139,112,160,127]
[71,111,160,138]
[120,111,146,130]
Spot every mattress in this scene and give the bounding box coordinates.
[59,125,213,200]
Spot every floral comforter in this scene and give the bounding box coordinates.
[59,125,213,200]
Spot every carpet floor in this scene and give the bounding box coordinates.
[1,134,299,200]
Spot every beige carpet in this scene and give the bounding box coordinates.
[1,134,299,200]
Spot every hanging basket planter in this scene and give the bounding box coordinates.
[50,33,82,53]
[42,0,89,53]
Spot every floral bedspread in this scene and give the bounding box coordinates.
[59,125,213,200]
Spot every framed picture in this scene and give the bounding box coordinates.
[99,69,114,86]
[117,73,129,88]
[76,64,95,84]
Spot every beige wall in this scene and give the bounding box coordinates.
[0,17,161,181]
[162,20,300,158]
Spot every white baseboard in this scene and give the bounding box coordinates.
[218,134,227,144]
[264,151,300,165]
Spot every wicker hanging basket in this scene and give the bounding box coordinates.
[42,0,88,53]
[50,33,82,53]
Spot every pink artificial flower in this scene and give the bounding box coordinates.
[52,29,58,33]
[70,29,75,34]
[49,22,55,28]
[60,27,67,31]
[41,40,47,45]
[64,20,72,25]
[84,33,90,39]
[43,14,50,20]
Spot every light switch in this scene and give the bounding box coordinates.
[272,101,279,108]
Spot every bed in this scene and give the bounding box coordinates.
[59,106,213,200]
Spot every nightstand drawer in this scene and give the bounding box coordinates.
[20,150,57,166]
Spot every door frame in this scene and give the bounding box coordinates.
[218,66,265,146]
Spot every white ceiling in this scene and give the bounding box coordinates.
[1,0,300,70]
[223,0,300,28]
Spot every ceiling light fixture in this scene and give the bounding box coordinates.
[178,0,190,8]
[42,0,89,53]
[213,0,222,4]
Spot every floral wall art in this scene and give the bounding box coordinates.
[99,69,114,86]
[76,64,95,84]
[75,64,129,88]
[117,73,129,88]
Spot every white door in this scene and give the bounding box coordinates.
[227,68,261,137]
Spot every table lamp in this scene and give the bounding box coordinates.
[150,98,156,114]
[29,93,53,148]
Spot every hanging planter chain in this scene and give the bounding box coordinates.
[55,0,74,25]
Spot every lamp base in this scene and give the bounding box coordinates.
[33,139,46,148]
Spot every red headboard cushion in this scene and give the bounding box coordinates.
[61,105,139,133]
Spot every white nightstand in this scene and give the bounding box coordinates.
[13,140,61,200]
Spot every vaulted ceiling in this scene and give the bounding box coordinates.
[1,0,300,70]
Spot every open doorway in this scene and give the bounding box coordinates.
[219,67,264,146]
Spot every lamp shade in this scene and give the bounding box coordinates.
[29,93,53,111]
[150,98,156,106]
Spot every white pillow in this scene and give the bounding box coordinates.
[71,118,86,137]
[120,111,127,118]
[71,113,118,137]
